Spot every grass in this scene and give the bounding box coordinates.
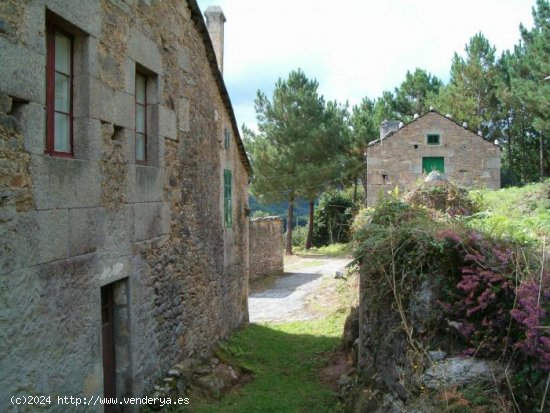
[293,243,351,258]
[174,266,358,413]
[180,316,345,413]
[467,180,550,245]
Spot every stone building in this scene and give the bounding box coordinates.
[249,217,284,280]
[0,0,251,408]
[365,110,500,206]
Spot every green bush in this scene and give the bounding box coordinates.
[467,180,550,245]
[313,190,354,247]
[291,225,308,247]
[251,210,271,218]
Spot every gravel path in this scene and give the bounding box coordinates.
[248,256,352,323]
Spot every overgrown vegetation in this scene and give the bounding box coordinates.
[293,243,350,258]
[352,183,549,411]
[178,269,359,413]
[468,180,550,245]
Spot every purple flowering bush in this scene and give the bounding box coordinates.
[353,199,549,410]
[510,280,550,371]
[438,229,550,369]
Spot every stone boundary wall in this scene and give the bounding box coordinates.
[249,216,284,279]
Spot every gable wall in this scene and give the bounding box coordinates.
[0,0,249,406]
[366,112,500,206]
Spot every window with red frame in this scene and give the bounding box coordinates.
[135,72,147,163]
[46,23,73,156]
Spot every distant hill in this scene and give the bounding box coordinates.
[249,194,310,226]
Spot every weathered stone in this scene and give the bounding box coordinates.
[428,351,447,362]
[19,102,45,155]
[127,28,163,74]
[158,105,177,140]
[196,374,224,399]
[69,207,104,257]
[132,202,164,241]
[168,369,181,377]
[114,91,135,129]
[30,155,102,209]
[0,37,45,104]
[423,357,501,390]
[0,1,251,408]
[0,94,12,114]
[366,111,501,206]
[128,165,163,203]
[249,216,284,279]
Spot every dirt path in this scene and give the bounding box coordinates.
[248,255,353,323]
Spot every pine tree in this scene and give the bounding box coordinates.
[246,69,345,254]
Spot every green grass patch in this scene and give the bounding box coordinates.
[467,180,550,245]
[294,243,350,258]
[181,314,346,413]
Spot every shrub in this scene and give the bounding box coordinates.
[313,190,354,247]
[291,225,308,247]
[352,199,550,410]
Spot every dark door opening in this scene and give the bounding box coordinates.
[101,284,116,410]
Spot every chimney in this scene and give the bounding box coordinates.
[204,6,226,74]
[380,120,401,139]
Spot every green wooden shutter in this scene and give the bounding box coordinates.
[224,169,232,228]
[422,157,445,173]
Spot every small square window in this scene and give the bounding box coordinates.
[427,134,440,145]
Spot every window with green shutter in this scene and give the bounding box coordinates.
[223,169,232,228]
[427,134,440,145]
[422,157,445,174]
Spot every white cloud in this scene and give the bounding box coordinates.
[197,0,535,130]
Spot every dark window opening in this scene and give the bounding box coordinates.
[224,169,232,228]
[46,23,74,156]
[414,144,418,149]
[427,134,440,145]
[135,72,147,164]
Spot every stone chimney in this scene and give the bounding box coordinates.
[204,6,226,74]
[380,120,401,139]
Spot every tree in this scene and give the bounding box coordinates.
[434,33,499,136]
[393,68,442,120]
[246,69,345,254]
[346,97,378,204]
[299,100,348,249]
[512,0,550,180]
[312,190,354,246]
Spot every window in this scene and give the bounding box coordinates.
[46,23,73,156]
[224,128,231,150]
[135,72,147,163]
[422,157,445,174]
[223,169,232,228]
[427,134,440,145]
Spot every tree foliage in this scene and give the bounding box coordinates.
[245,69,347,253]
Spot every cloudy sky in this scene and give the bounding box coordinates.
[196,0,536,131]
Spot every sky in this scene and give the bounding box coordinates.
[196,0,536,131]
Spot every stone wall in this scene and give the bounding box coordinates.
[0,0,250,409]
[249,217,284,280]
[366,111,501,206]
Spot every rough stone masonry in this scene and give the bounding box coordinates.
[0,0,251,409]
[366,111,500,206]
[249,217,284,280]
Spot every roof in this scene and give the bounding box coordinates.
[367,110,498,148]
[187,0,253,175]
